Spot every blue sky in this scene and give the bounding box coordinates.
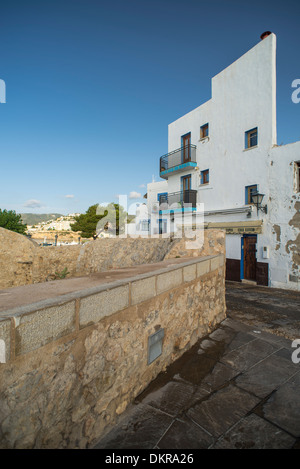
[0,0,300,215]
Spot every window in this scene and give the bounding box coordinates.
[245,185,258,204]
[295,162,300,192]
[200,123,209,139]
[201,169,209,185]
[141,220,150,231]
[158,219,168,234]
[158,192,168,205]
[245,128,258,149]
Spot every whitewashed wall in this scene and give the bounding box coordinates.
[148,33,300,289]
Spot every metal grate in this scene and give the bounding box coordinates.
[158,190,197,209]
[148,329,164,365]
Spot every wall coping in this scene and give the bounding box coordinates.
[0,255,220,319]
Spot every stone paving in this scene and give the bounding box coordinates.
[94,317,300,449]
[225,280,300,340]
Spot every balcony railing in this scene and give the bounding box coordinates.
[158,190,197,210]
[160,145,197,178]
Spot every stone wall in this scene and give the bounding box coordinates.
[0,228,225,289]
[0,228,36,289]
[0,228,174,288]
[0,254,226,448]
[165,229,226,259]
[75,237,174,274]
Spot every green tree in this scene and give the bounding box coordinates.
[0,209,27,234]
[70,204,102,238]
[96,203,128,236]
[71,203,128,238]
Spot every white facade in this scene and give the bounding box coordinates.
[126,203,151,236]
[147,33,300,290]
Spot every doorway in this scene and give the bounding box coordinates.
[182,174,191,192]
[182,133,191,163]
[242,235,257,281]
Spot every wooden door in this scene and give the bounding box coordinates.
[243,236,257,281]
[182,133,191,162]
[182,175,191,191]
[182,175,191,204]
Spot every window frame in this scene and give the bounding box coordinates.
[157,192,168,205]
[245,184,258,205]
[141,220,150,231]
[245,127,258,149]
[200,123,209,140]
[295,162,300,192]
[200,169,210,185]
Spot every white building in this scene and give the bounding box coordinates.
[147,32,300,290]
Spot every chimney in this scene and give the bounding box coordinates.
[260,31,272,40]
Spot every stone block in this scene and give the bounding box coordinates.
[156,269,182,295]
[213,414,295,449]
[197,259,211,277]
[93,403,173,449]
[0,318,11,363]
[234,353,298,398]
[158,417,214,449]
[131,276,156,306]
[187,385,259,437]
[15,301,76,356]
[210,256,221,271]
[259,374,300,438]
[79,284,129,327]
[183,264,197,283]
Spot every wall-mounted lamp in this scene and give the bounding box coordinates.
[251,191,268,214]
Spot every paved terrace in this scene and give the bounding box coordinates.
[94,316,300,449]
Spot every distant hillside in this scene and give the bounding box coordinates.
[20,213,63,226]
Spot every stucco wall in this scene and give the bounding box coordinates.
[266,142,300,289]
[167,34,276,207]
[0,254,226,448]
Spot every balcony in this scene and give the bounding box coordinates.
[159,145,197,179]
[158,190,197,212]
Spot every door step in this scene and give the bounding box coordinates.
[241,279,257,285]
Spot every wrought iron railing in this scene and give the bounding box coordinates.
[160,145,197,174]
[158,190,197,209]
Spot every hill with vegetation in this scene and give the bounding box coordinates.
[20,213,63,226]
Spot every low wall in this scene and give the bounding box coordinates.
[0,228,36,288]
[0,228,225,288]
[0,228,174,288]
[165,229,226,259]
[0,254,226,449]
